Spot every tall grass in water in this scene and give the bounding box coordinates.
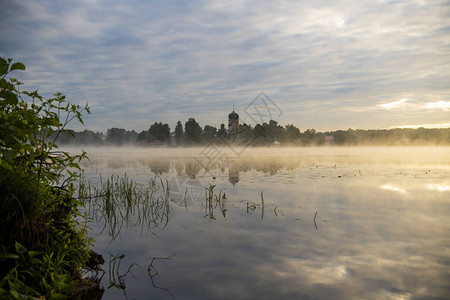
[204,185,227,220]
[78,174,171,240]
[242,191,265,221]
[78,175,270,241]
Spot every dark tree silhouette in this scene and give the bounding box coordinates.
[184,118,202,144]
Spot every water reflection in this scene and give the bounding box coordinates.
[148,160,170,175]
[148,254,176,299]
[380,184,407,194]
[80,152,306,186]
[73,147,450,299]
[428,184,450,192]
[228,163,239,185]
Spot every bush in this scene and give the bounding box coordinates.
[0,57,100,298]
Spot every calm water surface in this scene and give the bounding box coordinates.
[72,147,450,299]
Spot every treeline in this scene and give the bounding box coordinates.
[59,119,450,146]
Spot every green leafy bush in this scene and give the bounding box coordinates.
[0,57,99,298]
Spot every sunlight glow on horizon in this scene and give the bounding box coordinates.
[391,123,450,129]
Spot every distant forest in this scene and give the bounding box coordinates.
[58,118,450,146]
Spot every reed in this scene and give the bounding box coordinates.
[314,211,318,229]
[77,174,171,240]
[78,175,270,242]
[241,191,265,221]
[204,184,227,220]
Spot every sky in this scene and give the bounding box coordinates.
[1,0,449,132]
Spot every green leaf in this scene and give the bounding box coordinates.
[0,253,19,260]
[14,242,27,255]
[42,278,52,292]
[10,62,26,72]
[53,274,73,293]
[9,289,29,300]
[0,57,7,76]
[0,288,8,297]
[28,251,42,258]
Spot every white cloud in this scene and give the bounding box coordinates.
[424,101,450,111]
[377,99,409,109]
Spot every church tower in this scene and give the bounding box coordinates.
[228,106,239,134]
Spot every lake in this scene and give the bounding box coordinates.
[71,146,450,299]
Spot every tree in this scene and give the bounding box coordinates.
[184,118,202,144]
[125,129,138,144]
[106,127,127,145]
[267,120,286,143]
[76,129,103,145]
[148,122,170,143]
[217,123,227,137]
[137,129,150,143]
[253,124,266,145]
[302,128,316,145]
[175,121,184,145]
[254,120,286,144]
[285,124,301,143]
[106,128,138,145]
[202,125,217,142]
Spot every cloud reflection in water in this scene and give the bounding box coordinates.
[75,147,450,299]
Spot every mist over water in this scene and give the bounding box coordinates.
[72,145,450,167]
[70,146,450,299]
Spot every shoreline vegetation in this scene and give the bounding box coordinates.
[0,57,105,298]
[60,124,450,148]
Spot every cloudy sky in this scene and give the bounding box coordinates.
[1,0,449,132]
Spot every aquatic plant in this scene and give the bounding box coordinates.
[204,184,227,220]
[78,174,171,239]
[242,191,265,221]
[314,211,318,229]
